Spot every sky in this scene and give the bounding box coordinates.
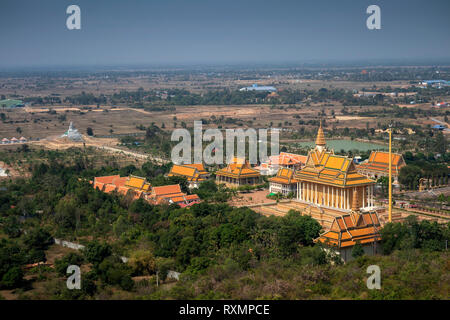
[1,0,449,68]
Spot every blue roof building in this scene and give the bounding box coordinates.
[239,84,277,92]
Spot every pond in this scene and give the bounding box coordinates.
[293,139,387,152]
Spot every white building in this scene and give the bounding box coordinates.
[61,122,83,141]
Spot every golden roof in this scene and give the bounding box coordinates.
[125,176,147,190]
[168,163,208,181]
[357,151,405,175]
[295,140,375,187]
[269,167,298,184]
[315,121,326,146]
[317,211,381,248]
[216,157,260,178]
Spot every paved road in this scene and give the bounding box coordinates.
[97,145,170,164]
[400,186,450,199]
[431,118,450,132]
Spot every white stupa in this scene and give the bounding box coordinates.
[0,167,7,177]
[61,122,83,141]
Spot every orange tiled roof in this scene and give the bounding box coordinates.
[150,184,201,206]
[112,177,128,188]
[357,151,405,175]
[95,175,120,185]
[171,194,200,203]
[216,158,260,178]
[168,163,208,181]
[93,181,105,191]
[295,150,375,187]
[270,152,307,166]
[269,167,298,185]
[104,184,118,193]
[93,175,151,199]
[152,184,182,196]
[185,163,207,174]
[317,211,381,248]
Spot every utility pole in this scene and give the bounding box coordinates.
[388,124,392,223]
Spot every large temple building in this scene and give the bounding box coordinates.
[357,151,406,184]
[215,157,261,188]
[294,123,377,212]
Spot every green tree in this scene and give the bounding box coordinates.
[23,228,53,251]
[83,241,112,266]
[1,267,23,289]
[86,127,94,136]
[351,242,364,259]
[129,249,156,276]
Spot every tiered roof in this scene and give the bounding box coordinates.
[151,184,200,207]
[317,211,381,248]
[216,157,260,178]
[270,152,307,167]
[168,163,208,182]
[357,151,405,175]
[294,125,375,188]
[269,167,298,185]
[296,149,375,187]
[93,175,150,200]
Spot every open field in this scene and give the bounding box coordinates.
[2,102,449,143]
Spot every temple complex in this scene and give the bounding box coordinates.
[252,123,384,261]
[215,157,261,188]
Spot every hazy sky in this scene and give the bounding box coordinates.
[1,0,449,68]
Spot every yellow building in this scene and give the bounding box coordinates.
[294,123,377,212]
[215,157,261,188]
[269,167,299,196]
[168,163,210,189]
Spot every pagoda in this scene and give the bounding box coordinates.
[294,122,376,212]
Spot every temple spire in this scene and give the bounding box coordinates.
[315,120,326,151]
